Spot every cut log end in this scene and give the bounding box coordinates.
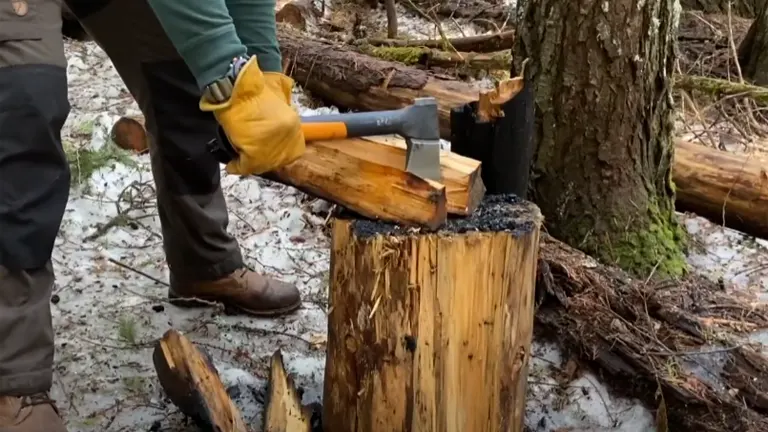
[347,193,539,238]
[324,194,541,432]
[263,350,314,432]
[152,329,247,432]
[110,116,148,154]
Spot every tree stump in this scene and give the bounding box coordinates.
[323,194,542,432]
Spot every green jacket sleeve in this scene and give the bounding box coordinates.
[145,0,247,90]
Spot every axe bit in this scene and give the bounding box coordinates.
[207,97,443,181]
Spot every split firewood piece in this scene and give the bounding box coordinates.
[267,139,448,229]
[262,350,313,432]
[320,135,485,216]
[152,329,248,432]
[324,195,542,432]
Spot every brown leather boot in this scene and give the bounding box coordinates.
[0,393,67,432]
[168,267,302,317]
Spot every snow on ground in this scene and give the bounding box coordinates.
[51,38,768,432]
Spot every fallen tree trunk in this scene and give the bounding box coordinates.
[537,234,768,431]
[109,118,485,222]
[673,139,768,239]
[362,30,516,52]
[324,194,541,432]
[359,45,512,70]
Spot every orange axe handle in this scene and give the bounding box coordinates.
[300,122,349,141]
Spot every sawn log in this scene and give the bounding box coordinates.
[109,118,485,226]
[674,139,768,238]
[278,33,768,238]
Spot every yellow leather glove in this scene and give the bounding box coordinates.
[199,57,305,176]
[263,72,294,105]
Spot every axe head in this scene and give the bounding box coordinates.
[401,98,442,181]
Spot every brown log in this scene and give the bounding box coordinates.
[536,234,768,431]
[673,139,768,239]
[152,329,247,432]
[324,195,542,432]
[108,119,485,220]
[263,350,313,432]
[363,30,516,53]
[275,0,320,31]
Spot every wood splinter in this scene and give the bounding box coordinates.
[263,350,314,432]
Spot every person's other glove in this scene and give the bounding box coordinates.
[199,57,305,176]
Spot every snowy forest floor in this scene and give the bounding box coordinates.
[50,5,768,432]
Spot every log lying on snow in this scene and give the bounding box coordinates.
[279,35,768,238]
[674,139,768,239]
[537,235,768,431]
[110,119,485,228]
[324,195,541,432]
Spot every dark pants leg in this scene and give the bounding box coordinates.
[0,0,70,395]
[65,0,243,282]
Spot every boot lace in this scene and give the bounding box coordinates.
[20,393,60,415]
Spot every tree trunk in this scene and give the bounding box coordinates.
[680,0,762,17]
[738,0,768,85]
[512,0,687,277]
[384,0,397,38]
[323,195,541,432]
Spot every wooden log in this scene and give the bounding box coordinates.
[263,350,314,432]
[152,329,247,432]
[360,45,512,70]
[673,139,768,239]
[275,0,320,31]
[324,194,542,432]
[536,234,768,431]
[362,30,516,53]
[108,119,485,219]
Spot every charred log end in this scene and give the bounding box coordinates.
[152,329,248,432]
[450,75,535,198]
[323,194,542,432]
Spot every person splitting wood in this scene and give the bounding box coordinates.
[0,0,306,430]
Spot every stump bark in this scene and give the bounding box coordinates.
[323,195,542,432]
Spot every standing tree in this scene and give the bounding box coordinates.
[739,0,768,84]
[512,0,687,277]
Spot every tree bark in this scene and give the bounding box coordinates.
[324,195,541,432]
[512,0,687,277]
[738,0,768,85]
[673,139,768,239]
[536,234,768,431]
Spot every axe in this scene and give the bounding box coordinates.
[207,97,442,181]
